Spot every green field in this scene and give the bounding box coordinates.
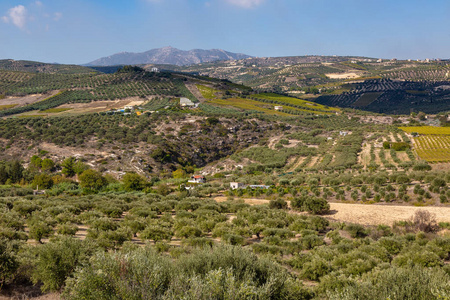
[0,104,17,110]
[196,84,219,99]
[40,108,73,113]
[253,93,338,113]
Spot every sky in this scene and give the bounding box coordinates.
[1,0,450,64]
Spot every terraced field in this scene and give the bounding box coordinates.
[399,126,450,135]
[399,126,450,162]
[207,97,291,116]
[413,135,450,162]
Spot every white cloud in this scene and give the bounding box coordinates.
[225,0,264,8]
[3,5,27,29]
[54,12,62,21]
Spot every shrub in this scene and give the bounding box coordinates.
[79,170,107,191]
[269,198,288,209]
[344,224,367,238]
[0,239,19,288]
[28,221,53,243]
[409,210,438,233]
[327,266,450,300]
[31,237,93,292]
[31,173,54,190]
[122,172,147,191]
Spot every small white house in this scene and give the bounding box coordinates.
[188,175,206,184]
[274,106,283,111]
[151,67,159,73]
[124,106,134,111]
[230,182,245,189]
[340,131,349,136]
[180,98,195,107]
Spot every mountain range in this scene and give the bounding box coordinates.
[86,46,252,66]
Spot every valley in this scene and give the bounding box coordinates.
[0,57,449,300]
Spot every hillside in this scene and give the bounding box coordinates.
[0,59,97,74]
[86,46,252,66]
[157,57,450,114]
[0,60,450,300]
[0,62,340,118]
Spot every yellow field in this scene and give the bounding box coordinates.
[208,98,291,116]
[0,104,17,110]
[413,135,450,162]
[253,93,338,112]
[399,126,450,135]
[196,84,219,99]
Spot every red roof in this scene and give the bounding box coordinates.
[193,175,204,179]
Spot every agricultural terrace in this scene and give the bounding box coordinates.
[399,126,450,135]
[207,97,292,116]
[399,126,450,163]
[413,136,450,162]
[196,84,219,99]
[252,93,339,113]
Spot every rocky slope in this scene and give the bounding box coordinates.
[86,46,252,66]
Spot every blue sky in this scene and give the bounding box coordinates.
[1,0,450,64]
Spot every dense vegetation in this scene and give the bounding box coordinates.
[0,185,449,299]
[1,59,450,299]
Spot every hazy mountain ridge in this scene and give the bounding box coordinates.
[86,46,253,66]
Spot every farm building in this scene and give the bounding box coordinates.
[188,175,206,184]
[274,106,283,111]
[249,185,271,189]
[230,182,245,189]
[180,98,195,107]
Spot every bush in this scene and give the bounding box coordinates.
[79,169,107,191]
[344,224,367,238]
[292,196,329,214]
[31,237,93,292]
[0,239,19,288]
[31,173,54,190]
[327,266,450,300]
[64,245,312,300]
[122,172,147,191]
[269,198,288,209]
[409,210,438,233]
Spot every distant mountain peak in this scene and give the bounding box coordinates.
[86,47,253,66]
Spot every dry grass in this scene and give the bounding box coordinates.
[214,197,450,226]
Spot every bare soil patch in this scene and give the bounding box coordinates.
[0,91,60,106]
[308,155,320,168]
[327,203,450,226]
[214,197,450,226]
[57,98,145,114]
[185,83,206,102]
[325,72,360,79]
[287,156,305,172]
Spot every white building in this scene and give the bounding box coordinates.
[188,175,206,184]
[230,182,245,189]
[274,106,283,111]
[180,98,195,107]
